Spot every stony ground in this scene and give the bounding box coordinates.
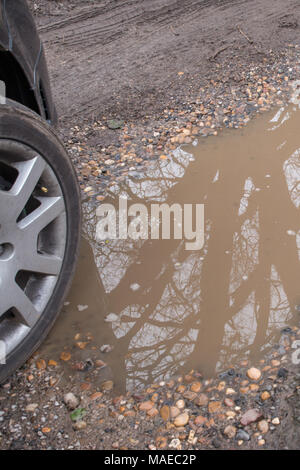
[1,55,300,449]
[0,0,300,450]
[0,324,299,450]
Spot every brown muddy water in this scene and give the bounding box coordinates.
[41,101,300,392]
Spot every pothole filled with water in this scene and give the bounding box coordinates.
[41,102,300,392]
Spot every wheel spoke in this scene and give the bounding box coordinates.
[0,190,17,224]
[23,253,62,276]
[18,196,64,235]
[13,285,40,327]
[10,156,46,220]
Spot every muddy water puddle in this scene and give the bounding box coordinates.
[41,103,300,392]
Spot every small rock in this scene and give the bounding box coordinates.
[187,430,196,445]
[174,412,189,427]
[169,438,181,450]
[170,406,180,419]
[107,119,124,130]
[175,399,185,409]
[271,359,281,367]
[261,391,271,401]
[258,420,269,434]
[26,403,38,413]
[73,420,87,431]
[236,429,250,441]
[147,407,159,417]
[160,405,170,421]
[156,436,167,449]
[194,415,207,426]
[224,398,234,407]
[183,390,197,401]
[277,368,288,379]
[247,367,262,381]
[240,409,262,426]
[195,394,208,406]
[63,393,79,410]
[272,417,280,425]
[101,380,114,392]
[208,401,222,413]
[36,359,46,370]
[139,401,154,412]
[224,425,237,439]
[100,344,114,353]
[190,382,202,393]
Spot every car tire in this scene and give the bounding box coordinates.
[0,99,81,383]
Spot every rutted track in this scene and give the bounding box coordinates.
[32,0,300,125]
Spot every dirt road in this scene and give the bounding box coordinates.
[0,0,296,450]
[31,0,300,126]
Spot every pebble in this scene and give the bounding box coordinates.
[169,438,181,450]
[175,399,185,409]
[63,393,79,410]
[240,409,262,426]
[26,403,38,413]
[188,430,196,445]
[174,412,189,427]
[73,421,87,431]
[272,417,280,425]
[261,391,271,401]
[101,380,114,392]
[247,367,262,381]
[224,398,234,407]
[160,405,170,421]
[100,344,114,353]
[139,401,154,411]
[194,394,208,406]
[156,436,167,448]
[147,407,159,417]
[194,415,207,426]
[170,406,180,418]
[236,429,250,441]
[190,382,202,393]
[257,420,269,434]
[224,425,236,439]
[208,401,222,413]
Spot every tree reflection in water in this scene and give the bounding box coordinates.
[82,102,300,391]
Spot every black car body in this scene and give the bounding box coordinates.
[0,0,56,123]
[0,0,81,383]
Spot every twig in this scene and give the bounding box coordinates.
[170,25,179,36]
[209,45,229,61]
[237,25,253,44]
[237,25,266,55]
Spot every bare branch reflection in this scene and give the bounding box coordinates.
[82,104,300,391]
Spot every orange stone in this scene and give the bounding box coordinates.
[190,382,202,393]
[208,401,222,413]
[139,401,154,412]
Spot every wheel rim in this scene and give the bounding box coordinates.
[0,139,67,356]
